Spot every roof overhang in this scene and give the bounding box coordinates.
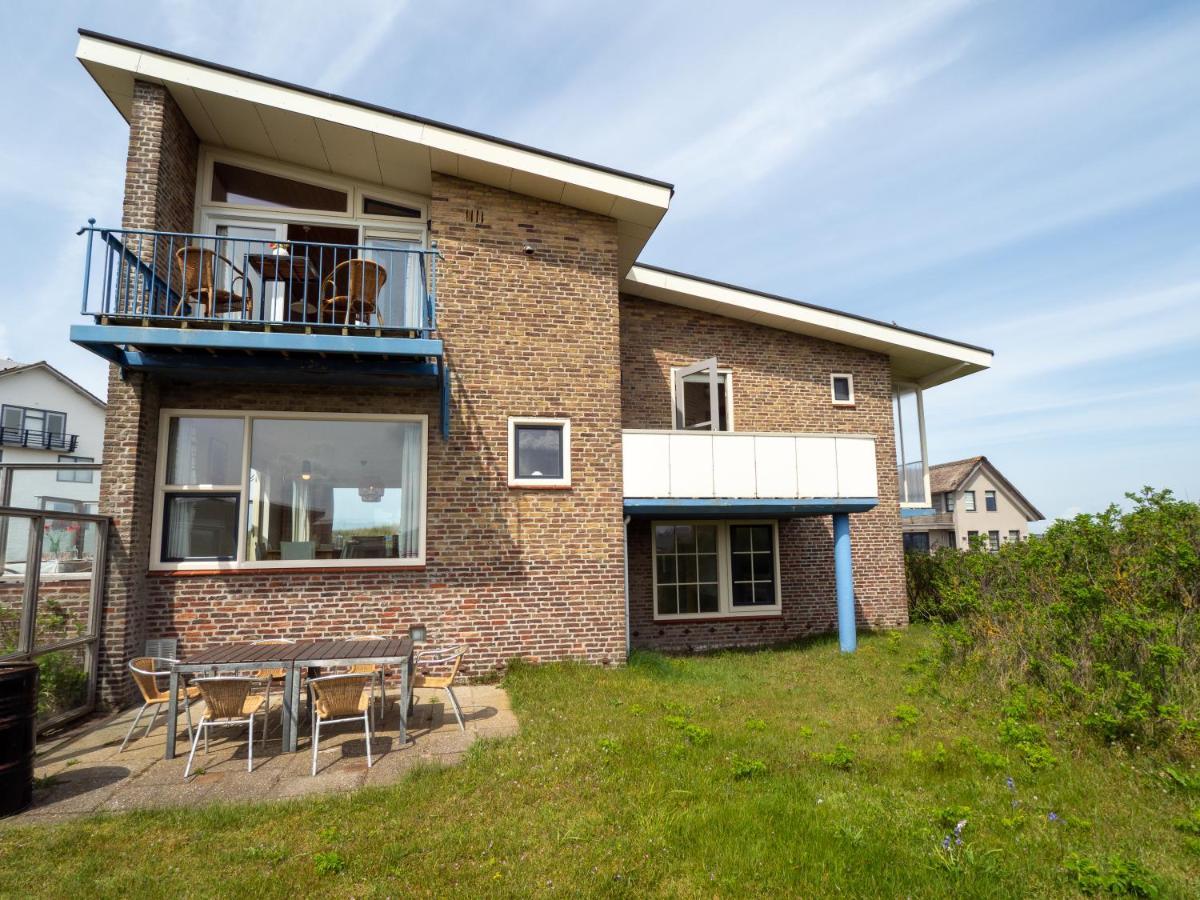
[76,30,673,274]
[623,265,993,388]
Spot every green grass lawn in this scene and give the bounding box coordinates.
[3,626,1198,898]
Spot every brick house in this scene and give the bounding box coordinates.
[69,31,992,707]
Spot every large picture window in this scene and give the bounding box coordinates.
[652,520,780,620]
[153,411,427,569]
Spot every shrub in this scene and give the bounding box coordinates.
[892,704,920,726]
[1063,854,1162,897]
[730,755,767,779]
[819,744,855,770]
[907,488,1200,750]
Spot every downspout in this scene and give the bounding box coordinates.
[623,514,632,659]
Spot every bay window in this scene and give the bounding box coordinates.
[153,411,426,569]
[653,521,780,620]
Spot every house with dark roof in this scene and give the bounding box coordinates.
[65,30,994,712]
[902,456,1043,553]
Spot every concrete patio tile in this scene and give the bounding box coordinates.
[98,780,216,812]
[23,767,129,816]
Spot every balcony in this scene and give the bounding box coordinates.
[901,511,955,529]
[0,427,78,453]
[622,430,879,517]
[69,225,448,429]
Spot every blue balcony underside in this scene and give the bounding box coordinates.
[71,323,442,385]
[623,498,879,518]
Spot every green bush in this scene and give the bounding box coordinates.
[907,488,1200,751]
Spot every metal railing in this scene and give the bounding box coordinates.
[0,427,78,452]
[78,222,440,335]
[0,462,107,732]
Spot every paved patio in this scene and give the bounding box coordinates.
[5,684,517,826]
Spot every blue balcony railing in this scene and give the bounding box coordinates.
[77,222,439,335]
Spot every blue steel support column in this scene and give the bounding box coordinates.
[833,512,857,652]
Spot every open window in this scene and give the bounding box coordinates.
[893,382,930,507]
[672,358,731,431]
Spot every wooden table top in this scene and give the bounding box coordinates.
[246,253,318,281]
[178,637,413,669]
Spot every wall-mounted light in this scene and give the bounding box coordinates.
[300,460,312,481]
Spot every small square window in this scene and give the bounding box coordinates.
[831,374,855,406]
[508,418,570,487]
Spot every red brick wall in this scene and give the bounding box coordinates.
[619,295,907,652]
[130,173,626,680]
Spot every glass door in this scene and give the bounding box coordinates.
[361,230,424,330]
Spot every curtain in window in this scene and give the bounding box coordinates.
[399,423,422,558]
[291,478,311,542]
[166,500,196,559]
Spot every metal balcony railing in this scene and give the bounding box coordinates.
[78,223,439,335]
[0,427,78,452]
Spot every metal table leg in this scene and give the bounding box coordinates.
[165,668,179,759]
[398,656,409,745]
[286,663,302,752]
[281,664,296,753]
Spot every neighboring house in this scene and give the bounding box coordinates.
[67,31,993,707]
[902,456,1043,552]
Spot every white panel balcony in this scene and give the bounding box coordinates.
[622,430,879,509]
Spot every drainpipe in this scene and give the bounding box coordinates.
[833,512,857,652]
[623,515,632,659]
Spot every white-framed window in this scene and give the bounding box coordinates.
[963,490,976,512]
[893,382,930,507]
[508,417,571,488]
[831,373,855,406]
[670,359,734,431]
[988,530,1001,552]
[652,520,782,620]
[151,410,427,571]
[56,455,95,483]
[1008,529,1021,543]
[985,490,997,512]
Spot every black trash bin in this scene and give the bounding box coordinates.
[0,662,39,817]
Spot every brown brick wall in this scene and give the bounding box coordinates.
[619,295,907,652]
[130,174,627,681]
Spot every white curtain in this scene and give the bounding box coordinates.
[166,499,196,559]
[291,479,311,542]
[365,238,423,329]
[399,423,422,558]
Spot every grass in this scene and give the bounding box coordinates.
[2,625,1198,897]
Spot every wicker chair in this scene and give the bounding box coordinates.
[120,656,198,751]
[308,674,375,776]
[412,645,468,731]
[320,259,387,325]
[174,246,254,318]
[184,677,266,777]
[346,635,387,723]
[251,639,295,744]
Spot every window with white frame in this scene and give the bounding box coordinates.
[1008,529,1021,543]
[988,530,1000,552]
[831,373,855,406]
[508,418,570,487]
[153,411,427,569]
[653,521,781,619]
[670,359,733,431]
[57,455,95,483]
[963,490,976,512]
[892,383,929,506]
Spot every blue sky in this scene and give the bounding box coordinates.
[1,0,1196,524]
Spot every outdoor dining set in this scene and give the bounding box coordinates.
[119,635,467,778]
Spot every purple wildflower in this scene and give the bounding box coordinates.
[1005,776,1016,792]
[1048,812,1060,822]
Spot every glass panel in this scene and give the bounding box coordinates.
[211,162,347,212]
[675,525,695,554]
[698,582,719,613]
[698,553,718,583]
[7,467,99,515]
[681,374,728,431]
[731,581,754,606]
[657,585,676,615]
[696,527,717,553]
[364,236,423,329]
[163,494,239,561]
[833,377,852,403]
[730,552,752,583]
[656,554,676,585]
[40,517,98,579]
[752,553,773,581]
[676,554,697,584]
[514,425,563,479]
[246,418,424,562]
[0,517,29,654]
[35,644,90,724]
[45,412,66,437]
[730,524,777,607]
[1,405,21,430]
[363,196,421,218]
[731,526,752,552]
[167,417,245,485]
[678,584,698,614]
[34,570,94,650]
[654,525,675,554]
[214,224,279,320]
[893,385,927,504]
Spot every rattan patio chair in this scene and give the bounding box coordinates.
[120,656,198,751]
[174,246,254,318]
[346,634,387,723]
[412,645,468,731]
[320,258,387,325]
[250,638,295,744]
[308,673,374,776]
[184,677,266,777]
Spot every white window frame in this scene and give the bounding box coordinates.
[893,381,931,508]
[508,417,571,488]
[668,364,735,431]
[831,373,855,406]
[651,520,782,621]
[150,409,428,572]
[963,490,976,512]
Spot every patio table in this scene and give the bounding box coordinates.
[164,637,414,760]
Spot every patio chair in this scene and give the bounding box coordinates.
[347,634,388,723]
[251,638,295,745]
[412,645,468,731]
[320,258,387,325]
[174,246,254,318]
[120,656,198,751]
[308,673,375,776]
[184,677,266,777]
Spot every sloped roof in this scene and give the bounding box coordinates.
[0,360,107,409]
[929,456,1043,521]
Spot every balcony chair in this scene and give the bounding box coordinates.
[173,246,254,318]
[320,259,387,326]
[411,645,468,731]
[184,677,266,777]
[119,656,198,751]
[250,638,295,744]
[308,673,375,776]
